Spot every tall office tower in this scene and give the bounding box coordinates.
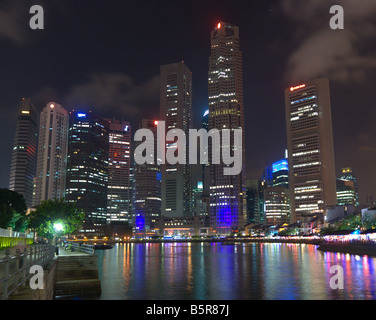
[264,187,290,225]
[336,178,357,207]
[208,22,246,235]
[203,109,209,131]
[34,103,69,206]
[128,165,135,226]
[160,62,193,218]
[134,120,162,237]
[272,158,289,188]
[338,167,359,207]
[193,181,208,216]
[202,109,210,197]
[66,111,109,226]
[285,78,336,224]
[106,119,131,224]
[246,179,261,225]
[9,99,38,208]
[261,164,274,187]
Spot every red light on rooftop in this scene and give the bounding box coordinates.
[290,84,306,92]
[217,23,221,29]
[154,121,159,126]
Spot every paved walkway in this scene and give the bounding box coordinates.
[56,245,89,256]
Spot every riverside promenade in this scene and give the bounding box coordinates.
[1,243,101,300]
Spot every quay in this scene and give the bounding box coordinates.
[0,243,101,300]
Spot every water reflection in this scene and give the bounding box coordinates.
[95,242,376,300]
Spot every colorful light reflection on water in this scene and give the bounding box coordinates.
[95,242,376,300]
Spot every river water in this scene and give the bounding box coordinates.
[95,242,376,300]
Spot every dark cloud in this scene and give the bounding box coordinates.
[282,0,376,83]
[0,1,29,45]
[64,73,160,118]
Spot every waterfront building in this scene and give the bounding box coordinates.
[106,119,132,224]
[155,216,210,238]
[134,119,162,238]
[246,179,261,225]
[208,22,246,235]
[65,111,109,226]
[264,186,291,224]
[34,102,69,206]
[337,167,359,207]
[285,78,337,225]
[202,109,210,198]
[325,205,355,224]
[193,181,208,216]
[9,98,38,208]
[272,158,289,188]
[160,62,193,218]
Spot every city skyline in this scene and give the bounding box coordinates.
[0,0,376,206]
[2,1,376,305]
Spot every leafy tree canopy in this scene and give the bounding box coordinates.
[28,199,85,239]
[0,189,27,231]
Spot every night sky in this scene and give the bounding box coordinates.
[0,0,375,204]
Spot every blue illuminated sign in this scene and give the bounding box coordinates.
[77,113,87,118]
[272,159,289,173]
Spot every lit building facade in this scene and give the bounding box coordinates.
[336,179,357,207]
[160,62,193,218]
[34,102,69,206]
[264,186,290,225]
[285,78,337,224]
[134,119,162,237]
[208,22,246,235]
[9,99,38,208]
[106,119,131,224]
[202,109,210,200]
[65,111,109,226]
[246,179,261,225]
[272,158,289,188]
[337,167,359,207]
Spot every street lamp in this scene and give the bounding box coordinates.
[53,222,64,253]
[53,223,64,233]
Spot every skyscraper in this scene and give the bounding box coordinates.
[134,119,162,237]
[106,119,132,224]
[285,78,336,224]
[338,167,359,207]
[246,179,261,225]
[65,111,109,226]
[208,22,246,235]
[336,178,357,207]
[9,99,38,208]
[34,102,69,206]
[272,158,289,189]
[264,187,290,225]
[160,62,193,218]
[202,109,210,198]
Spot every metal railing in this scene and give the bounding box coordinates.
[68,242,95,255]
[0,245,55,300]
[0,228,34,239]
